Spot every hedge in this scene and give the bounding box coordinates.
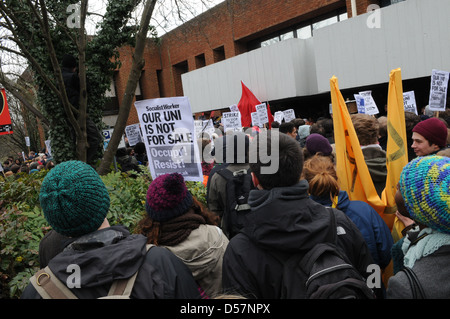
[0,166,207,299]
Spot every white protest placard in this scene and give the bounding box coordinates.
[429,69,449,112]
[222,112,242,133]
[202,119,216,139]
[135,97,203,182]
[255,103,269,125]
[403,91,418,115]
[229,104,239,113]
[102,128,126,151]
[194,120,204,140]
[354,95,366,114]
[251,112,261,127]
[45,140,52,157]
[21,151,26,161]
[274,111,284,123]
[25,136,30,147]
[125,123,143,147]
[358,91,379,115]
[283,109,296,122]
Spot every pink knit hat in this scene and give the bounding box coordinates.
[145,173,193,222]
[412,118,448,148]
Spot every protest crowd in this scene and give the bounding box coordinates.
[2,71,450,301]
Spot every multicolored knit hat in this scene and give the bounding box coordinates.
[145,173,193,222]
[399,155,450,234]
[39,161,110,237]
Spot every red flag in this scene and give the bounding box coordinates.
[237,81,273,128]
[0,89,13,136]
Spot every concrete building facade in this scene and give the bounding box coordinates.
[107,0,449,126]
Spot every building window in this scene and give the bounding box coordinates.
[312,16,338,33]
[195,53,206,69]
[103,72,119,115]
[213,46,225,63]
[248,8,347,50]
[296,25,312,40]
[261,36,279,47]
[173,60,188,96]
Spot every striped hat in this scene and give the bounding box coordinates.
[399,155,450,234]
[39,161,110,237]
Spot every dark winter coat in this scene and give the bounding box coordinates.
[21,226,201,299]
[310,190,393,269]
[222,180,375,299]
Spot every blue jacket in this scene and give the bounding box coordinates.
[310,190,393,269]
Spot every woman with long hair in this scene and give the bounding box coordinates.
[136,173,228,298]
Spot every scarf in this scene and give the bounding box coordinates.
[159,211,206,246]
[402,227,450,268]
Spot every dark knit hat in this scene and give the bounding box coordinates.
[39,161,110,237]
[305,133,332,156]
[399,155,450,234]
[412,117,448,148]
[145,173,193,222]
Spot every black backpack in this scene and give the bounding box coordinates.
[216,167,254,239]
[273,209,376,299]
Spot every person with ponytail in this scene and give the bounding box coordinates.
[302,155,393,270]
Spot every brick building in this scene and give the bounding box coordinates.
[106,0,449,127]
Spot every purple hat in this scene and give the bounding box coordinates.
[145,173,193,222]
[412,118,448,148]
[305,133,332,156]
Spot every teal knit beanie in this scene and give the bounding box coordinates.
[39,161,110,237]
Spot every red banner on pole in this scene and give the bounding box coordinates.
[0,88,13,136]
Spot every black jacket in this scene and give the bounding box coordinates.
[22,226,201,299]
[222,180,375,299]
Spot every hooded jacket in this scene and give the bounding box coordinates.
[310,190,393,269]
[222,180,374,299]
[163,224,228,297]
[21,226,201,299]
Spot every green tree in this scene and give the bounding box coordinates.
[0,0,156,165]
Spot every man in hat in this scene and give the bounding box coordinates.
[21,160,201,299]
[411,117,448,157]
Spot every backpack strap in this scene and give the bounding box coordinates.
[30,266,77,299]
[402,266,427,299]
[104,244,155,298]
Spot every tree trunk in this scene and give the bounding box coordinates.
[97,0,157,175]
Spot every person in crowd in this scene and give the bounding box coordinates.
[404,111,421,162]
[387,155,450,299]
[303,133,334,162]
[197,136,214,186]
[133,142,148,166]
[136,172,228,298]
[377,116,387,151]
[222,132,375,299]
[22,160,201,299]
[351,113,387,197]
[292,118,305,142]
[302,155,393,270]
[297,124,310,148]
[207,132,251,222]
[279,122,297,140]
[411,117,448,156]
[115,147,141,175]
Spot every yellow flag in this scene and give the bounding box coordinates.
[382,68,409,232]
[330,76,385,216]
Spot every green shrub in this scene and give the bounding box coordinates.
[0,167,207,298]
